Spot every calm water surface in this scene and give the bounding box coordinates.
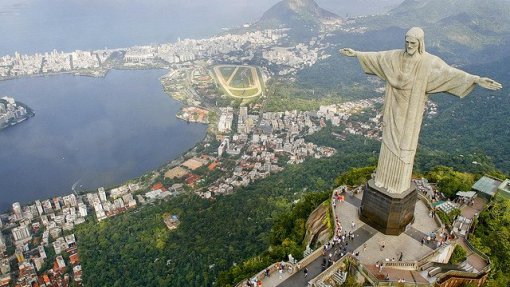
[0,70,207,210]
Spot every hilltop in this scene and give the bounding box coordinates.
[353,0,510,62]
[255,0,342,33]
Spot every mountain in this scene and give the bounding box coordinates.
[389,0,510,26]
[255,0,342,32]
[388,0,510,35]
[347,0,510,63]
[318,0,404,17]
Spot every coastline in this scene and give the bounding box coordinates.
[0,26,286,211]
[0,100,35,131]
[0,67,212,213]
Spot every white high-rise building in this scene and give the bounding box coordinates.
[35,200,44,216]
[53,198,61,210]
[98,187,107,203]
[12,225,31,244]
[62,194,77,207]
[12,202,22,220]
[42,200,53,214]
[78,203,88,218]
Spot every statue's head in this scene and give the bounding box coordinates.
[405,27,425,55]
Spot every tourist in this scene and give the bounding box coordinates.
[304,267,308,278]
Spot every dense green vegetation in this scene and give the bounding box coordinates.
[216,191,331,286]
[449,245,467,265]
[436,209,460,229]
[77,133,378,286]
[264,80,343,112]
[425,166,476,199]
[335,166,376,187]
[469,198,510,287]
[296,49,382,100]
[76,120,509,286]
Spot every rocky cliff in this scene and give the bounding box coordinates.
[304,201,332,248]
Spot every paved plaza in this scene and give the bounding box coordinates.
[259,189,441,287]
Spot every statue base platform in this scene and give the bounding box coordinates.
[359,179,417,236]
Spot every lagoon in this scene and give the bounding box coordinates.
[0,69,207,210]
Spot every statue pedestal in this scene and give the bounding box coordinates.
[360,179,417,235]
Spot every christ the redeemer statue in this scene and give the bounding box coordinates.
[341,27,502,194]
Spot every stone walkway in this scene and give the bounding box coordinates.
[460,197,486,220]
[354,195,439,265]
[257,268,294,287]
[365,264,430,284]
[276,223,376,287]
[272,189,440,286]
[457,196,489,273]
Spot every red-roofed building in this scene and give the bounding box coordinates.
[69,253,80,265]
[151,182,166,192]
[42,275,50,285]
[208,161,218,171]
[52,261,59,272]
[185,174,201,186]
[0,274,11,287]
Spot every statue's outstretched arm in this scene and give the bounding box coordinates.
[476,77,503,91]
[340,48,357,57]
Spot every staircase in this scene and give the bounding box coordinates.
[459,261,474,273]
[303,246,313,257]
[332,270,347,285]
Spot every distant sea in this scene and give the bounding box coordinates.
[0,0,277,211]
[0,0,273,56]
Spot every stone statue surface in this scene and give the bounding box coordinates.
[341,27,502,194]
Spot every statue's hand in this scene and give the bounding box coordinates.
[340,48,357,57]
[477,77,503,90]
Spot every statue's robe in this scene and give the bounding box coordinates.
[356,50,479,193]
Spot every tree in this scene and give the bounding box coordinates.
[469,198,510,286]
[425,166,475,198]
[335,166,375,187]
[449,245,467,265]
